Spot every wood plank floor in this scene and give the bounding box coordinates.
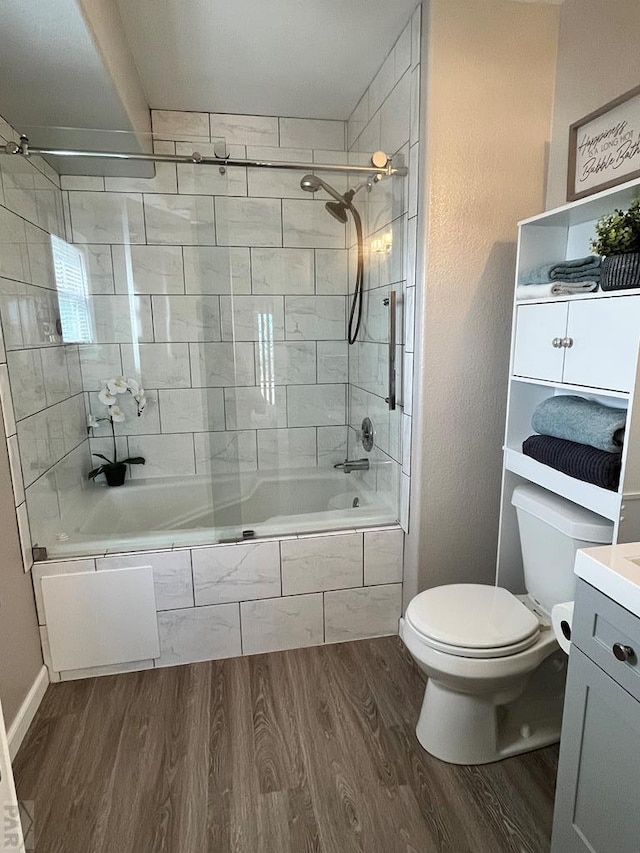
[13,637,559,853]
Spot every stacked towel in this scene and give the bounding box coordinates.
[520,255,602,286]
[531,396,626,453]
[516,281,598,301]
[522,435,621,491]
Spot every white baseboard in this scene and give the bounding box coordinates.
[7,666,49,761]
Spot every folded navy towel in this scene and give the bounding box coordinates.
[520,255,602,285]
[532,395,626,453]
[522,435,621,491]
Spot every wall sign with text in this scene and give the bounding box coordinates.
[568,85,640,201]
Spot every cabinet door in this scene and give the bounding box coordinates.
[551,646,640,853]
[563,296,640,392]
[513,302,568,381]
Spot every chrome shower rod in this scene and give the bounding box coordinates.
[4,137,408,177]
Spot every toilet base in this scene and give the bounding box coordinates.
[416,655,566,765]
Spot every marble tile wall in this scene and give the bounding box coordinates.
[346,5,421,534]
[60,112,355,490]
[33,526,404,680]
[0,114,90,569]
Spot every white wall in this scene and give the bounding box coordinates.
[405,0,559,602]
[546,0,640,210]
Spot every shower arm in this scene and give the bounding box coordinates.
[3,137,408,177]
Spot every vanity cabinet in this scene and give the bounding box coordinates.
[551,579,640,853]
[513,295,640,393]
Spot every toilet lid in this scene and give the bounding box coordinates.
[405,584,540,653]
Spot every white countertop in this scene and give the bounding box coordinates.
[575,543,640,618]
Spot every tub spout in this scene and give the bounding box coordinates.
[334,458,370,474]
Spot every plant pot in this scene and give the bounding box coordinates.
[600,252,640,291]
[104,463,127,487]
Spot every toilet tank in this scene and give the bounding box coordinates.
[511,484,613,613]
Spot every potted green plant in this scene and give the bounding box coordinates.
[87,377,146,486]
[591,198,640,291]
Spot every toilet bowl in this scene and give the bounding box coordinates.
[402,484,613,765]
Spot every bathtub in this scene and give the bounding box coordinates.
[49,467,395,558]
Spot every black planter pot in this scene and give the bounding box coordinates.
[601,252,640,291]
[104,463,127,487]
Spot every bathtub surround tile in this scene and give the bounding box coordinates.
[90,295,154,344]
[31,558,96,624]
[97,551,194,610]
[209,113,279,147]
[401,472,410,532]
[364,529,403,585]
[380,71,411,157]
[7,349,45,419]
[317,341,348,383]
[287,384,345,428]
[176,142,247,196]
[152,295,221,342]
[255,340,316,386]
[317,425,348,465]
[224,386,287,430]
[240,593,324,655]
[285,296,346,341]
[247,158,312,200]
[121,342,191,389]
[88,388,160,437]
[151,110,210,142]
[183,246,251,295]
[250,248,314,295]
[0,364,16,436]
[193,541,280,605]
[279,118,345,151]
[220,295,285,342]
[156,603,241,667]
[112,245,184,295]
[78,344,122,390]
[282,200,345,249]
[82,245,115,294]
[60,175,104,192]
[41,347,71,407]
[127,433,195,479]
[190,341,255,387]
[194,430,257,474]
[402,414,412,475]
[215,197,282,247]
[315,249,348,294]
[68,192,146,244]
[159,388,225,433]
[7,434,25,505]
[105,162,178,194]
[257,427,317,470]
[369,50,396,116]
[324,583,402,643]
[281,532,362,596]
[144,194,215,245]
[16,501,32,571]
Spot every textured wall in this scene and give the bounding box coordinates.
[405,0,559,601]
[546,0,640,210]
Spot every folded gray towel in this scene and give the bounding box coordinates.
[531,395,626,453]
[521,255,602,285]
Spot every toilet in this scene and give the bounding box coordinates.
[400,484,613,765]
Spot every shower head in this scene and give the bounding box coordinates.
[299,174,346,204]
[325,201,349,224]
[300,174,322,193]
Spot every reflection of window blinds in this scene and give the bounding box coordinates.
[51,235,94,344]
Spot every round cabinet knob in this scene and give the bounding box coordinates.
[552,337,562,348]
[612,642,635,662]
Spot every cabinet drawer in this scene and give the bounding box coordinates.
[572,579,640,703]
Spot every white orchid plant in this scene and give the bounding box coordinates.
[86,377,146,483]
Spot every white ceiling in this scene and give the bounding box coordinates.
[115,0,418,120]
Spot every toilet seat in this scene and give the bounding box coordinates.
[405,584,541,659]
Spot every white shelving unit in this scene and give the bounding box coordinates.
[496,176,640,592]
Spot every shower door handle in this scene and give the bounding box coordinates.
[384,290,397,411]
